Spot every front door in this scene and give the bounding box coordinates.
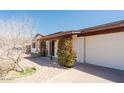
[50,40,55,56]
[40,41,46,56]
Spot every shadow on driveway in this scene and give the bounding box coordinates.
[74,63,124,83]
[25,56,124,83]
[25,56,65,69]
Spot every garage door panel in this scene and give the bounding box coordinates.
[86,32,124,70]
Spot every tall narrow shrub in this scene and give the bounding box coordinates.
[57,37,76,67]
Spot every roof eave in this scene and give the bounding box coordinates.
[41,31,81,41]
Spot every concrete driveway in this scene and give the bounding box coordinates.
[46,63,124,83]
[13,56,124,83]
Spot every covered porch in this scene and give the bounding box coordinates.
[39,31,81,60]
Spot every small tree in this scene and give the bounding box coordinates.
[57,37,76,67]
[0,14,36,77]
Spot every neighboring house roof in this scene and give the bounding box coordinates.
[39,20,124,41]
[32,34,44,41]
[33,34,44,39]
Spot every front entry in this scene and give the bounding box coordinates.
[50,40,55,56]
[40,41,46,56]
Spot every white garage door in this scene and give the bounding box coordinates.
[85,32,124,70]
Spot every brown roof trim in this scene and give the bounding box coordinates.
[80,20,124,34]
[41,31,81,40]
[78,26,124,36]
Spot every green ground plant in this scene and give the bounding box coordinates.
[19,67,36,75]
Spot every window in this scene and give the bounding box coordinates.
[32,43,35,48]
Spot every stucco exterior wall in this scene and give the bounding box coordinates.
[46,41,50,56]
[31,40,41,53]
[78,37,85,63]
[31,48,37,53]
[85,32,124,70]
[54,40,58,57]
[36,40,41,52]
[72,35,84,63]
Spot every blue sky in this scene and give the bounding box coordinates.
[0,10,124,35]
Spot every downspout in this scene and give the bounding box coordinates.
[84,36,86,64]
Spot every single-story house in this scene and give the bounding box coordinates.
[32,20,124,71]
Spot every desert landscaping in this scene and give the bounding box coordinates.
[0,55,67,83]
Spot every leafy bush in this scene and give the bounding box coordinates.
[57,37,76,67]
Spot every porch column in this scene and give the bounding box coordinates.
[72,35,79,62]
[54,40,58,57]
[50,40,53,60]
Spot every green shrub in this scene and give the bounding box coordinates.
[57,37,76,67]
[19,67,36,75]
